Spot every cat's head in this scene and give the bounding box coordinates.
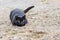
[14,15,27,26]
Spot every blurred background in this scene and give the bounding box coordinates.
[0,0,60,40]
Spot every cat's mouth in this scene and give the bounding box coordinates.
[16,23,25,26]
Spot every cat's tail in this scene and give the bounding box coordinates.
[24,6,34,13]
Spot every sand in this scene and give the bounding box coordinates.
[0,0,60,40]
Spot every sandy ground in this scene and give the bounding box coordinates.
[0,0,60,40]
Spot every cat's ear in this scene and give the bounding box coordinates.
[22,15,26,19]
[15,16,19,20]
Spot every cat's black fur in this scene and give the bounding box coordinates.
[10,6,34,26]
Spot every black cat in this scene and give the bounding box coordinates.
[10,6,34,26]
